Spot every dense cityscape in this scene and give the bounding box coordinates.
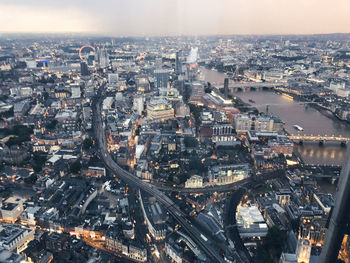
[0,33,349,263]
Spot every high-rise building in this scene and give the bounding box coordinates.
[224,78,229,97]
[80,62,89,76]
[175,51,182,74]
[154,69,170,88]
[320,147,350,263]
[97,47,109,68]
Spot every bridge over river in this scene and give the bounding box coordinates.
[288,135,350,144]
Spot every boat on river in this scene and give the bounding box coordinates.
[293,125,304,131]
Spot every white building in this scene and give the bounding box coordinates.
[20,206,41,226]
[185,175,203,188]
[133,96,145,115]
[103,97,114,111]
[235,114,275,133]
[236,204,268,238]
[147,97,174,123]
[0,197,25,224]
[209,164,249,185]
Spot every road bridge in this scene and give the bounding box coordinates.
[288,135,350,143]
[211,81,285,92]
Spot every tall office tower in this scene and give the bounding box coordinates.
[175,51,182,74]
[320,147,350,263]
[154,69,169,88]
[87,55,95,66]
[80,62,89,76]
[98,48,109,68]
[224,78,229,97]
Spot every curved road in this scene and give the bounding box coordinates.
[92,86,225,263]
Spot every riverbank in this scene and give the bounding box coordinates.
[275,90,350,129]
[201,67,350,165]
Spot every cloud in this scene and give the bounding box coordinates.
[0,0,349,35]
[0,4,98,33]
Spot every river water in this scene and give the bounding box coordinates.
[200,67,350,166]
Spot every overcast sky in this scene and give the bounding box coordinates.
[1,0,350,36]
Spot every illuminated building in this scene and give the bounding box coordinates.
[312,193,334,215]
[106,230,147,262]
[175,102,190,118]
[235,114,275,133]
[188,82,204,106]
[296,238,311,263]
[139,191,167,241]
[154,69,170,88]
[97,47,109,68]
[0,224,34,253]
[158,88,182,101]
[275,189,291,206]
[236,204,268,238]
[185,175,203,188]
[146,97,174,123]
[86,166,106,178]
[133,96,145,115]
[20,206,40,226]
[80,62,89,76]
[209,164,249,186]
[0,197,25,224]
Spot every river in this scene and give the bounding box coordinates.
[200,67,350,166]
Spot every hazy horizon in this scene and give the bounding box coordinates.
[1,0,350,36]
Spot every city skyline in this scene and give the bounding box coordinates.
[1,0,350,36]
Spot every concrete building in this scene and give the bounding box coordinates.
[175,102,190,118]
[20,207,40,226]
[102,97,114,111]
[236,204,268,238]
[235,114,276,133]
[147,97,174,123]
[108,73,119,85]
[133,96,145,115]
[189,82,204,106]
[154,69,170,88]
[0,247,25,263]
[105,233,146,262]
[139,191,167,240]
[0,224,34,253]
[209,164,249,185]
[86,166,106,178]
[159,88,182,101]
[0,197,25,224]
[185,175,203,188]
[268,136,294,157]
[236,205,268,238]
[296,238,311,263]
[313,193,334,214]
[275,189,292,206]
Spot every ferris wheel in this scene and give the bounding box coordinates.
[79,45,96,61]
